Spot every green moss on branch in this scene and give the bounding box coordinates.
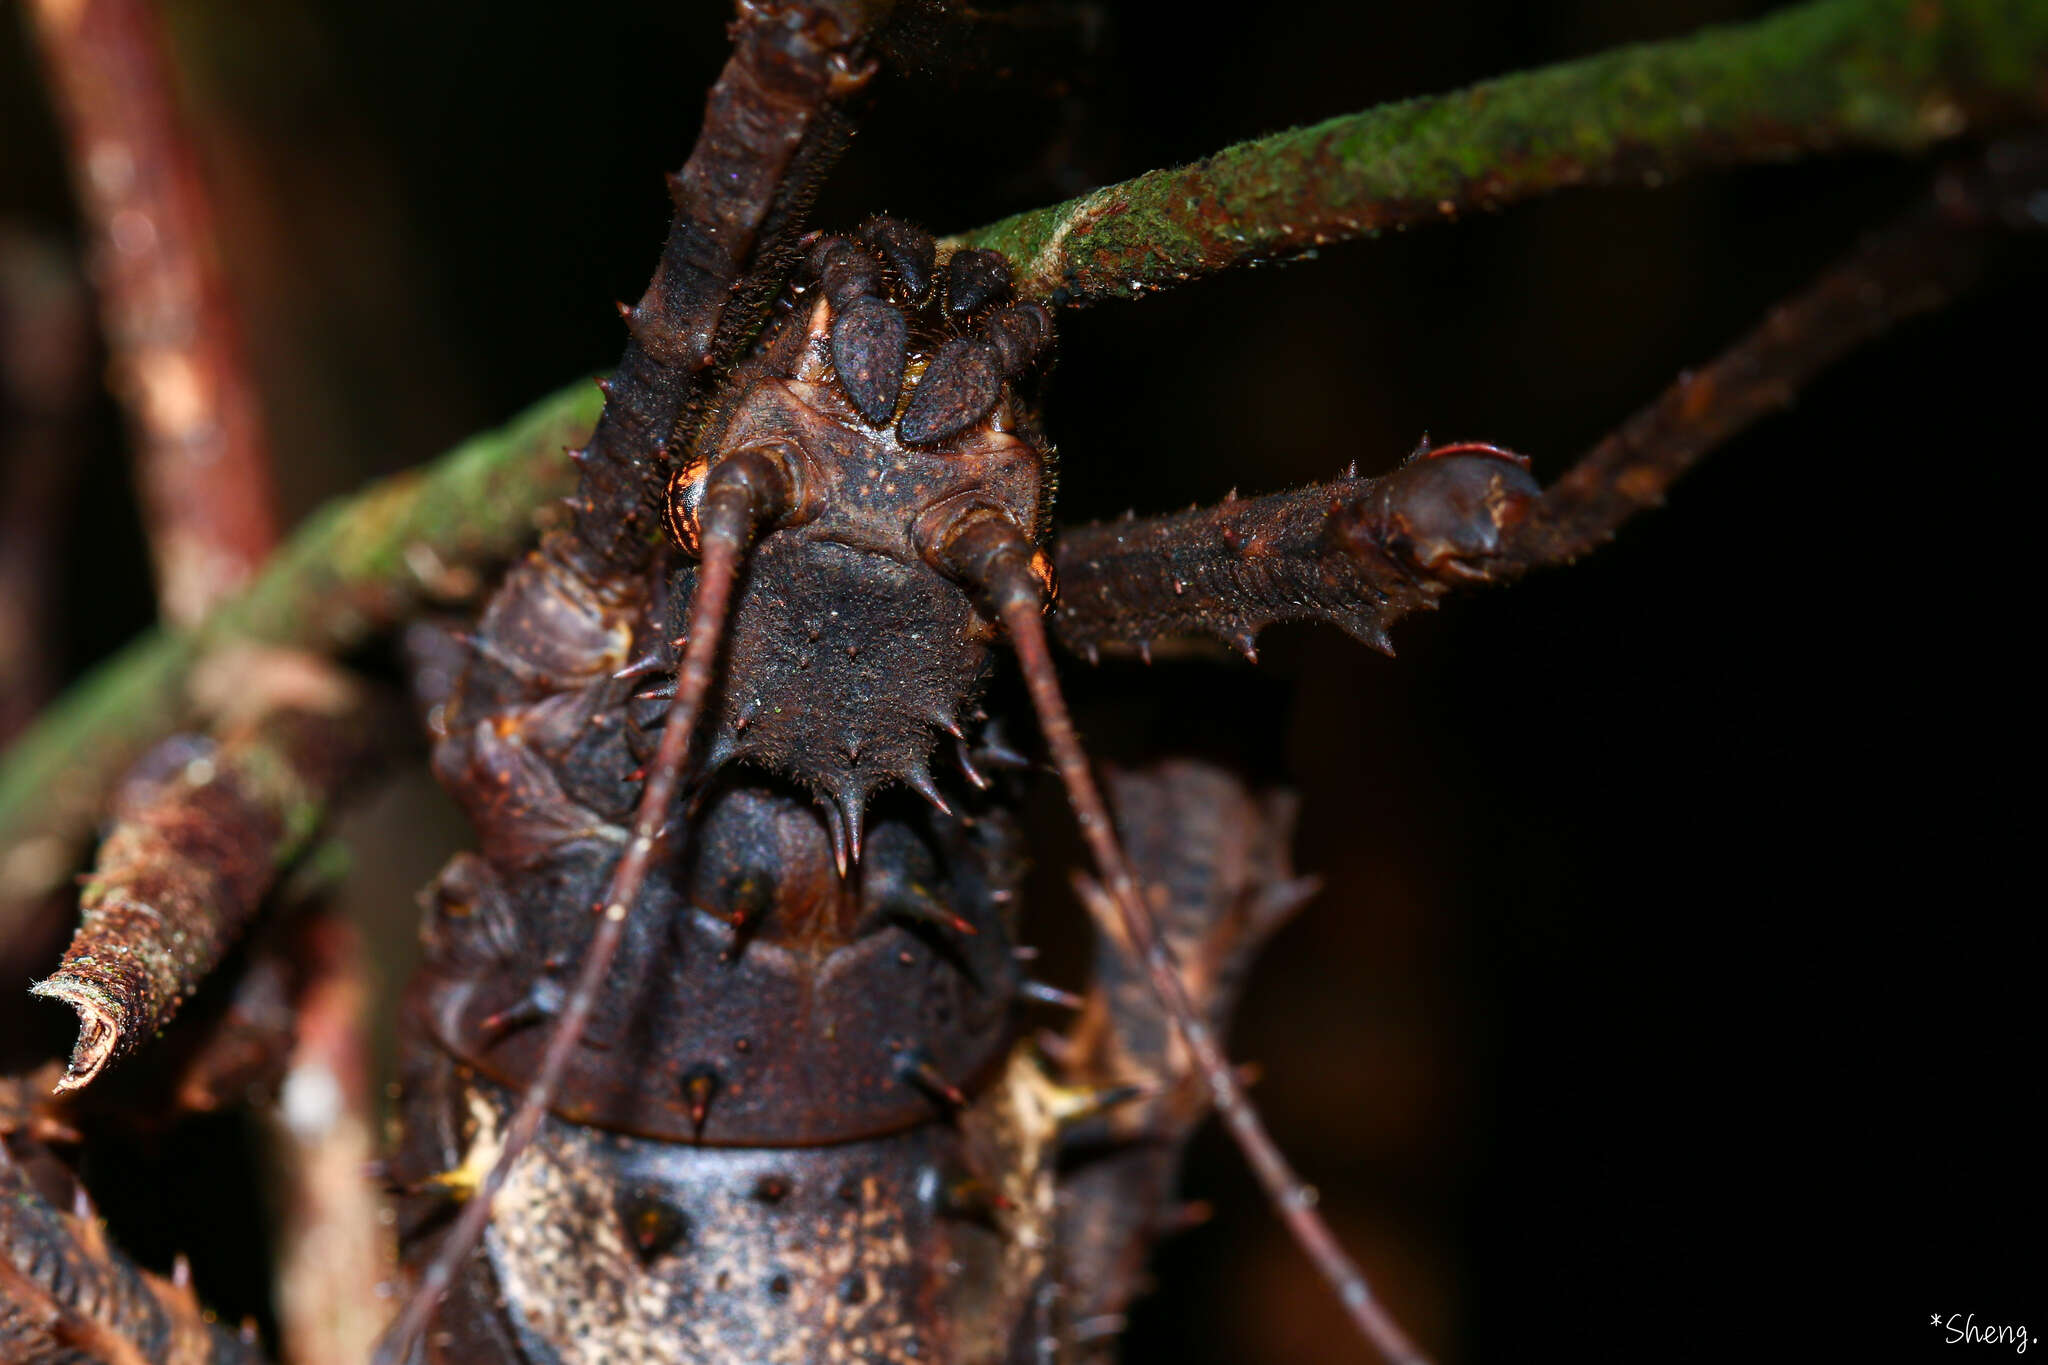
[0,380,600,906]
[945,0,2048,304]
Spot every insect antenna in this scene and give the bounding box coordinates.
[373,448,796,1365]
[925,509,1429,1365]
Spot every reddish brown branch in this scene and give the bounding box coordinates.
[268,912,390,1365]
[31,650,378,1092]
[1502,146,2035,570]
[27,0,278,624]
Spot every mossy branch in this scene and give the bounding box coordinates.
[943,0,2048,304]
[0,381,600,909]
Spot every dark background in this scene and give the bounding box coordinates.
[2,1,2039,1359]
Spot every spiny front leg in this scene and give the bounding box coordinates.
[1051,444,1538,662]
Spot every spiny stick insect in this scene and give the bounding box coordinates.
[3,1,2042,1362]
[375,4,1429,1358]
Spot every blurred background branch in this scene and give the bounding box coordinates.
[27,0,280,624]
[0,231,90,746]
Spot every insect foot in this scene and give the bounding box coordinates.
[1051,442,1540,662]
[1340,441,1541,587]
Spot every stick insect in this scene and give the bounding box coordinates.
[0,2,2039,1365]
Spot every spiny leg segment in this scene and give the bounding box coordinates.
[1050,440,1540,663]
[567,0,891,573]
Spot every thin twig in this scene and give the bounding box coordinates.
[1501,145,2037,571]
[269,911,390,1365]
[27,0,279,623]
[943,0,2048,305]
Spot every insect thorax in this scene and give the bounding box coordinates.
[663,222,1056,861]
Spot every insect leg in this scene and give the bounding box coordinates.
[924,509,1429,1365]
[1050,446,1539,662]
[1051,137,2048,666]
[569,1,891,573]
[374,448,798,1365]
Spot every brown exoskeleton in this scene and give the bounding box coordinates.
[7,3,2042,1363]
[372,5,1554,1360]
